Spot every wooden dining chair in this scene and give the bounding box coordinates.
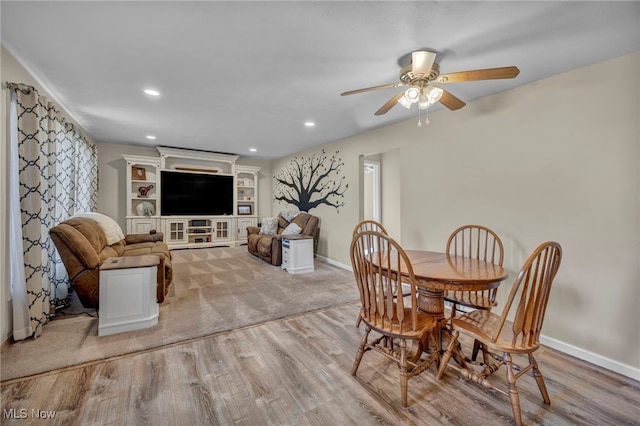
[436,241,562,426]
[350,230,438,407]
[352,220,389,327]
[352,219,389,238]
[445,225,504,317]
[444,225,504,361]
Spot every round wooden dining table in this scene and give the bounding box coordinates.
[400,250,509,352]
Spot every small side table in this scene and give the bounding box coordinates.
[281,235,315,274]
[98,255,160,336]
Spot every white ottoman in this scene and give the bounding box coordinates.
[98,255,160,336]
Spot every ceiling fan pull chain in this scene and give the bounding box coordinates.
[417,107,423,127]
[425,107,431,125]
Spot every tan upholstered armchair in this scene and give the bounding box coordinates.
[246,212,319,266]
[50,216,173,309]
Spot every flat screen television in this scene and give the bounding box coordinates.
[160,170,234,216]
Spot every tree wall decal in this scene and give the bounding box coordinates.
[274,150,348,213]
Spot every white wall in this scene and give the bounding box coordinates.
[271,53,640,376]
[381,149,401,238]
[399,54,639,373]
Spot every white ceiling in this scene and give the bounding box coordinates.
[2,1,639,160]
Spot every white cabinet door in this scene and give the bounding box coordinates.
[165,219,189,244]
[236,217,257,242]
[212,219,233,242]
[128,218,158,235]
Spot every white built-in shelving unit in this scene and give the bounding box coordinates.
[123,147,260,249]
[235,165,260,242]
[123,155,161,235]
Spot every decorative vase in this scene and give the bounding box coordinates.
[141,201,155,217]
[138,184,154,197]
[136,203,145,216]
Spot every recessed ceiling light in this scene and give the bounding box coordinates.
[146,135,156,140]
[304,121,315,127]
[144,89,160,96]
[249,148,257,152]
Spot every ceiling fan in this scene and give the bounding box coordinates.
[341,50,520,116]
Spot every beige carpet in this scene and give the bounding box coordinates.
[1,246,358,382]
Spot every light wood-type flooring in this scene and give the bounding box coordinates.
[1,303,638,425]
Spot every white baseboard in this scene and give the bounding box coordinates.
[315,254,352,271]
[539,335,640,381]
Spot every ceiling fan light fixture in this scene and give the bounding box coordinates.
[341,49,518,118]
[397,95,413,109]
[398,86,421,109]
[405,87,420,102]
[418,86,443,109]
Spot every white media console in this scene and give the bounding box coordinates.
[123,147,260,249]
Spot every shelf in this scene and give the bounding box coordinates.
[124,150,261,247]
[157,147,238,175]
[124,156,161,220]
[237,168,257,221]
[189,237,212,243]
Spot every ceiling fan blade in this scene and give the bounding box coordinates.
[436,66,520,83]
[438,89,466,111]
[412,51,437,76]
[341,82,405,96]
[374,92,405,115]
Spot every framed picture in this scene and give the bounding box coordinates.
[132,166,146,181]
[238,205,252,215]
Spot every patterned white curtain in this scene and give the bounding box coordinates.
[8,83,98,340]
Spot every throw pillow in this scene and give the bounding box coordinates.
[279,208,301,222]
[259,217,278,236]
[282,223,302,236]
[71,212,125,245]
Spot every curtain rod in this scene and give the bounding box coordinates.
[5,81,96,146]
[5,82,34,94]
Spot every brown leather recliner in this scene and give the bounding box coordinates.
[50,217,173,309]
[246,212,319,266]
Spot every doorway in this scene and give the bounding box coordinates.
[363,159,381,222]
[360,149,400,238]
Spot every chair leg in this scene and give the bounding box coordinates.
[472,340,491,363]
[529,353,551,404]
[351,327,371,376]
[436,329,459,380]
[504,352,523,426]
[471,339,481,361]
[355,315,362,328]
[399,339,409,408]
